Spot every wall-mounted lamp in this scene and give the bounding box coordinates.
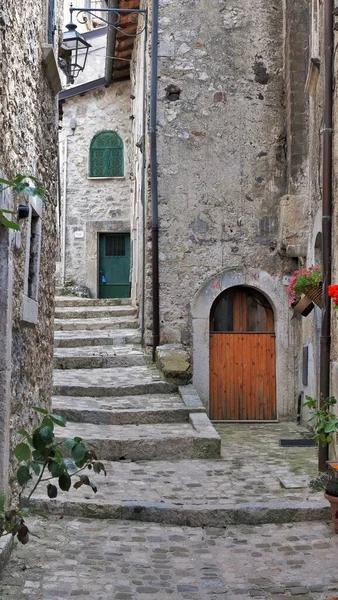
[59,3,147,82]
[59,9,91,84]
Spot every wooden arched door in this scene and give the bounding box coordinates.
[209,287,276,420]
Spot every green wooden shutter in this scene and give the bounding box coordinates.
[89,131,124,177]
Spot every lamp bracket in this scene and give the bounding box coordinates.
[70,5,147,37]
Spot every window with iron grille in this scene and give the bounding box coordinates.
[89,131,124,178]
[105,234,126,257]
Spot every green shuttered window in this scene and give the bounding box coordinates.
[89,131,124,178]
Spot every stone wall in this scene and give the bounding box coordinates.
[0,0,61,497]
[152,0,288,347]
[129,0,308,416]
[59,77,132,295]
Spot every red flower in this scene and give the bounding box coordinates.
[328,285,338,298]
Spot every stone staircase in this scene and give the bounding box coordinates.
[51,296,220,463]
[23,296,330,529]
[24,296,220,519]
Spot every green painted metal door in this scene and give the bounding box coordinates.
[98,233,130,298]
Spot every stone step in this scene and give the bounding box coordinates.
[52,393,203,425]
[54,345,147,369]
[55,306,137,320]
[54,329,141,348]
[54,413,221,461]
[24,457,328,527]
[53,366,176,397]
[54,317,139,331]
[55,296,132,307]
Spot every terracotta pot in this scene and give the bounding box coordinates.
[324,493,338,532]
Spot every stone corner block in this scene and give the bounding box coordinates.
[189,412,221,439]
[155,344,191,384]
[179,385,205,410]
[0,533,14,574]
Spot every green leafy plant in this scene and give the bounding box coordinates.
[0,407,106,545]
[0,174,48,230]
[287,266,322,306]
[303,395,338,460]
[309,466,338,497]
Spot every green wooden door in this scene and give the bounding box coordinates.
[98,233,131,298]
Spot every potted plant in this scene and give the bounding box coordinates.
[287,266,323,309]
[304,395,338,532]
[309,467,338,532]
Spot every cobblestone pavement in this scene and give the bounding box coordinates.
[24,423,323,517]
[1,518,338,600]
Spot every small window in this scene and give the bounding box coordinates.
[47,0,55,44]
[211,287,274,333]
[105,234,126,257]
[89,131,124,178]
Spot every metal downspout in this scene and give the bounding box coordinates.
[61,137,68,286]
[319,0,334,471]
[140,22,148,346]
[150,0,160,361]
[105,0,119,83]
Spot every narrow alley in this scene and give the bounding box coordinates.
[1,294,336,599]
[2,0,338,598]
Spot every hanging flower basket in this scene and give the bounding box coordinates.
[292,295,314,316]
[287,266,322,309]
[305,284,323,309]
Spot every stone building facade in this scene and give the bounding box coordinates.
[57,27,133,298]
[59,0,333,423]
[129,0,332,421]
[0,0,62,498]
[130,0,302,419]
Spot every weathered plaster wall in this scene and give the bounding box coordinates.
[128,0,307,417]
[60,78,132,294]
[0,0,61,495]
[152,0,287,347]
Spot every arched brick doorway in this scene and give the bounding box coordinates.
[209,286,277,420]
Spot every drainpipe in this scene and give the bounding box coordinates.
[105,0,119,83]
[61,137,68,286]
[319,0,334,471]
[140,23,148,346]
[150,0,160,361]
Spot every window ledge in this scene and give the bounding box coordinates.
[42,44,62,95]
[87,176,125,180]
